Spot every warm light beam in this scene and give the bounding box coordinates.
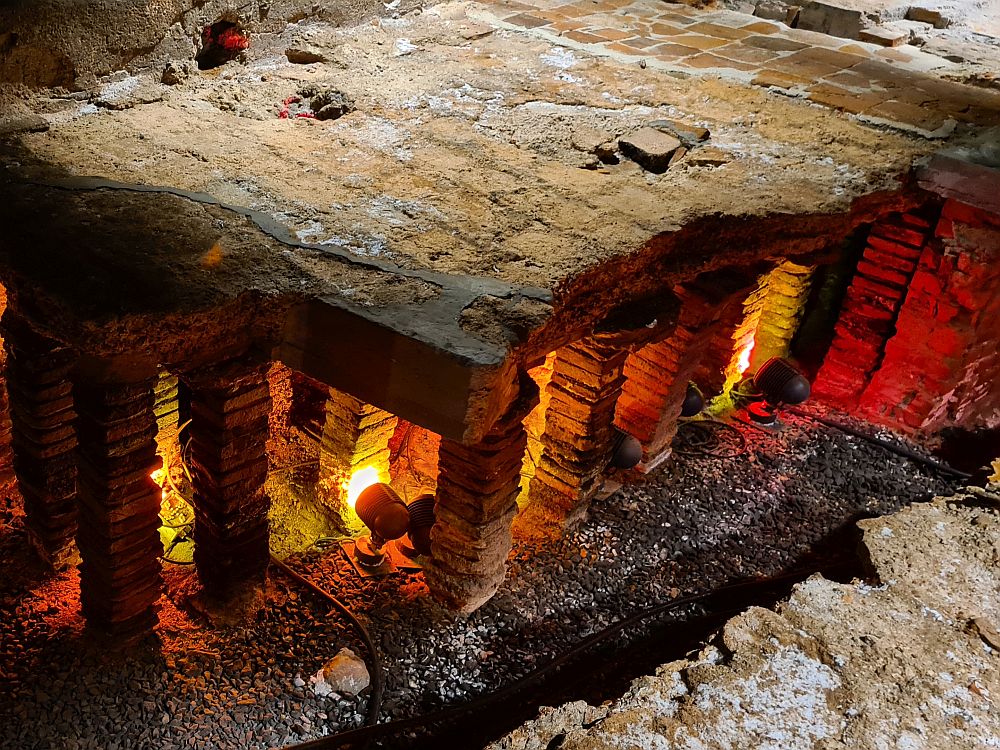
[344,466,382,509]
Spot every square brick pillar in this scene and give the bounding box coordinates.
[616,278,749,469]
[424,375,538,614]
[74,371,163,639]
[813,212,932,407]
[2,311,79,569]
[183,359,272,600]
[520,334,629,534]
[318,387,398,532]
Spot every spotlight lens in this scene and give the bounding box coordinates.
[355,483,410,540]
[753,357,811,405]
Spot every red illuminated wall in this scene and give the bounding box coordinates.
[814,199,1000,440]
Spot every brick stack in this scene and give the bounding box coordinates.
[75,376,162,639]
[616,278,746,467]
[185,361,272,599]
[318,388,398,531]
[2,312,79,569]
[0,288,10,486]
[692,298,748,398]
[424,377,538,614]
[856,200,1000,434]
[745,261,815,372]
[154,369,180,446]
[813,212,933,407]
[523,334,628,532]
[714,261,815,394]
[0,348,11,487]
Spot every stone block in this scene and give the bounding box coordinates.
[619,128,683,174]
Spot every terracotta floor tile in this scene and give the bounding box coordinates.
[838,43,874,57]
[619,35,662,49]
[684,21,754,40]
[652,42,702,58]
[807,83,890,113]
[589,26,639,40]
[550,18,589,31]
[775,47,867,77]
[743,34,808,52]
[668,33,732,51]
[864,99,950,132]
[822,69,877,90]
[655,11,700,25]
[564,29,609,43]
[506,12,551,28]
[536,9,570,21]
[712,42,781,64]
[739,20,781,34]
[681,53,759,71]
[752,69,813,88]
[782,26,853,48]
[605,41,643,54]
[650,22,688,36]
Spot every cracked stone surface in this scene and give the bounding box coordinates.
[489,487,1000,750]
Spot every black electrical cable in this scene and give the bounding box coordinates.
[786,407,973,480]
[278,565,844,750]
[673,419,748,459]
[269,554,384,743]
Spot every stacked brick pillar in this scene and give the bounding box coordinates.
[425,377,538,614]
[522,334,629,532]
[813,212,932,407]
[319,387,398,530]
[2,312,79,569]
[0,290,11,486]
[855,200,1000,434]
[75,372,163,638]
[184,360,272,599]
[744,261,815,374]
[153,370,181,445]
[616,278,747,467]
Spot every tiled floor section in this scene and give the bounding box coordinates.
[477,0,1000,136]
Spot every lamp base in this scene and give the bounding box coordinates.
[746,400,778,425]
[340,538,396,578]
[390,535,425,571]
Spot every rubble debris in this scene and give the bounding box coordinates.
[858,25,908,46]
[906,5,951,28]
[648,118,711,146]
[285,46,329,64]
[161,60,191,86]
[300,85,355,121]
[618,127,683,173]
[311,648,371,697]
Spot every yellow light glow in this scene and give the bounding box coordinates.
[150,467,168,503]
[344,465,382,509]
[736,338,756,377]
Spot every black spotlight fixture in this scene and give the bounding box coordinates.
[753,357,811,405]
[394,494,436,559]
[352,483,410,567]
[680,382,704,417]
[746,357,811,424]
[609,428,643,470]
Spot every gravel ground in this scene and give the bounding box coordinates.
[0,410,963,750]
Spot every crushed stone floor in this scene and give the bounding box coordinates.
[0,411,962,750]
[490,482,1000,750]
